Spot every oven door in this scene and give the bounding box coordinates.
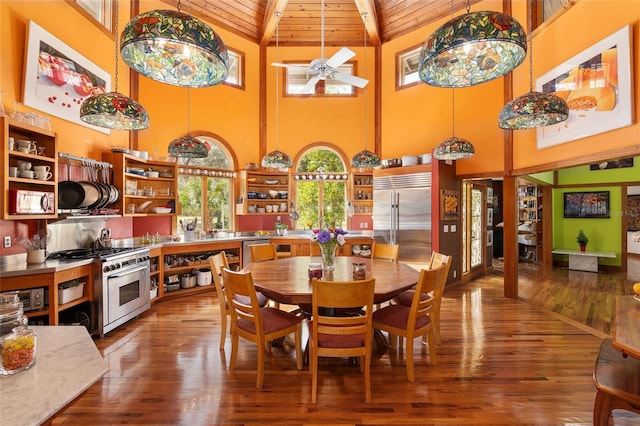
[105,264,150,328]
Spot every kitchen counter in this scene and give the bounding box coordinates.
[0,257,93,278]
[0,326,108,426]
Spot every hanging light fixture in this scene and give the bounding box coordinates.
[498,0,568,129]
[120,0,229,88]
[262,12,292,170]
[418,0,527,88]
[433,88,475,160]
[80,0,149,130]
[351,12,381,170]
[168,88,209,158]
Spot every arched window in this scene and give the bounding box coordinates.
[294,146,348,230]
[177,136,236,234]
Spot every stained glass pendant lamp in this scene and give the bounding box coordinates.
[498,1,568,129]
[262,14,292,169]
[418,1,527,88]
[169,89,209,158]
[433,89,475,160]
[351,12,381,170]
[80,0,149,130]
[120,1,229,88]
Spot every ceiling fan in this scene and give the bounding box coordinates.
[271,0,369,93]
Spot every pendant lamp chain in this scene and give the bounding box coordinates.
[275,13,280,151]
[527,1,534,92]
[114,0,119,93]
[363,12,367,151]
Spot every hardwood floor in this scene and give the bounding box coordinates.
[51,269,640,425]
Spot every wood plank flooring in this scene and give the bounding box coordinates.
[51,269,640,425]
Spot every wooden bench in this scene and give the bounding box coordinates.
[551,249,616,272]
[593,338,640,426]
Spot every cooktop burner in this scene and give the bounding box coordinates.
[49,247,135,260]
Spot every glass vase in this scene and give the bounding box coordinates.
[320,243,337,271]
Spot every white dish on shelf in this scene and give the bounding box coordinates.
[151,207,172,214]
[265,179,279,185]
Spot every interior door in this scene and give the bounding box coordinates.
[462,181,485,277]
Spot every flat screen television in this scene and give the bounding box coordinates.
[563,191,610,218]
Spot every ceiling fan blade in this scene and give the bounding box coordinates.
[325,47,356,69]
[301,76,321,94]
[271,62,309,70]
[332,72,369,88]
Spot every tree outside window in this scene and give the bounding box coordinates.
[295,148,347,229]
[177,137,234,234]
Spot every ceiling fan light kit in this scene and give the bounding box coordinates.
[121,9,229,88]
[419,9,527,87]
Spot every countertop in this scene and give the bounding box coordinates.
[0,231,373,278]
[0,326,108,426]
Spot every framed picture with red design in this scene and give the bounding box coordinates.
[23,20,111,134]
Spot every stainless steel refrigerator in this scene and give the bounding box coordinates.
[372,172,432,268]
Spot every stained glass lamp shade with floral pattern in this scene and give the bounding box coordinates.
[262,150,292,169]
[419,10,527,88]
[351,149,381,169]
[120,9,229,88]
[433,136,475,160]
[499,91,569,129]
[169,135,209,158]
[80,93,149,130]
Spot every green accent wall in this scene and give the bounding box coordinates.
[550,157,638,267]
[530,171,554,185]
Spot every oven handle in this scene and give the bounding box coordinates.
[107,264,149,279]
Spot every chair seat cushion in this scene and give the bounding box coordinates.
[393,290,430,307]
[237,307,300,334]
[372,304,430,330]
[234,292,269,308]
[308,321,366,348]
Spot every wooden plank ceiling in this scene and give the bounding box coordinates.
[160,0,483,47]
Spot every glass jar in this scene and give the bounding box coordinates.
[0,292,27,338]
[0,327,36,375]
[308,263,323,280]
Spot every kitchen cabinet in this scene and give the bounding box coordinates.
[160,241,241,300]
[0,264,92,326]
[352,172,373,215]
[238,170,289,215]
[270,237,373,257]
[149,247,161,302]
[103,152,177,216]
[1,116,58,219]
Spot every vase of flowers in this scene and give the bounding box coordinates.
[311,226,348,271]
[275,222,288,236]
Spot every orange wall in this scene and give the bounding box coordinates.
[1,0,130,156]
[509,0,640,172]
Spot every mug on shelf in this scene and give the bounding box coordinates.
[17,140,36,154]
[33,165,50,173]
[19,170,34,179]
[8,137,15,151]
[17,161,32,171]
[35,171,52,180]
[8,167,18,177]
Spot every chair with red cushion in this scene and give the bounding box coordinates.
[373,264,446,382]
[209,252,269,351]
[309,277,375,403]
[221,267,303,389]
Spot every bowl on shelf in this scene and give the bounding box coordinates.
[247,191,257,199]
[265,179,279,185]
[146,171,159,178]
[256,192,268,199]
[279,191,288,199]
[257,207,266,213]
[151,207,172,214]
[382,158,402,168]
[268,190,279,198]
[246,162,259,171]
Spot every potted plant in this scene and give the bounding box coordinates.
[576,229,589,252]
[275,222,288,236]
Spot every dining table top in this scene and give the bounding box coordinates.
[244,256,420,305]
[612,295,640,359]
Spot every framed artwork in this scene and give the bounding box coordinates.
[487,187,494,204]
[563,191,610,218]
[487,230,493,247]
[440,190,460,220]
[66,0,115,35]
[536,25,633,149]
[590,157,633,170]
[23,21,111,134]
[487,208,493,227]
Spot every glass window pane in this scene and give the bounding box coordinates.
[178,175,203,232]
[296,181,319,230]
[206,177,231,230]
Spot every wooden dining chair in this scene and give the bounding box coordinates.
[393,251,452,344]
[372,263,446,382]
[309,277,375,403]
[250,243,278,262]
[371,242,399,262]
[209,252,270,352]
[221,267,303,389]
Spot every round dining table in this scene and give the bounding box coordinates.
[244,256,420,305]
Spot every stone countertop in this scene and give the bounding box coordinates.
[0,257,94,278]
[0,326,108,426]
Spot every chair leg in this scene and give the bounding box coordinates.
[295,325,303,370]
[311,343,318,403]
[229,333,239,370]
[256,339,265,389]
[364,352,371,403]
[593,390,612,426]
[427,328,437,365]
[219,314,227,351]
[406,335,415,383]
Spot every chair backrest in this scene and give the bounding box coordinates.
[209,251,230,306]
[429,251,452,296]
[221,268,263,338]
[372,242,399,262]
[409,263,446,326]
[250,244,278,262]
[311,278,375,356]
